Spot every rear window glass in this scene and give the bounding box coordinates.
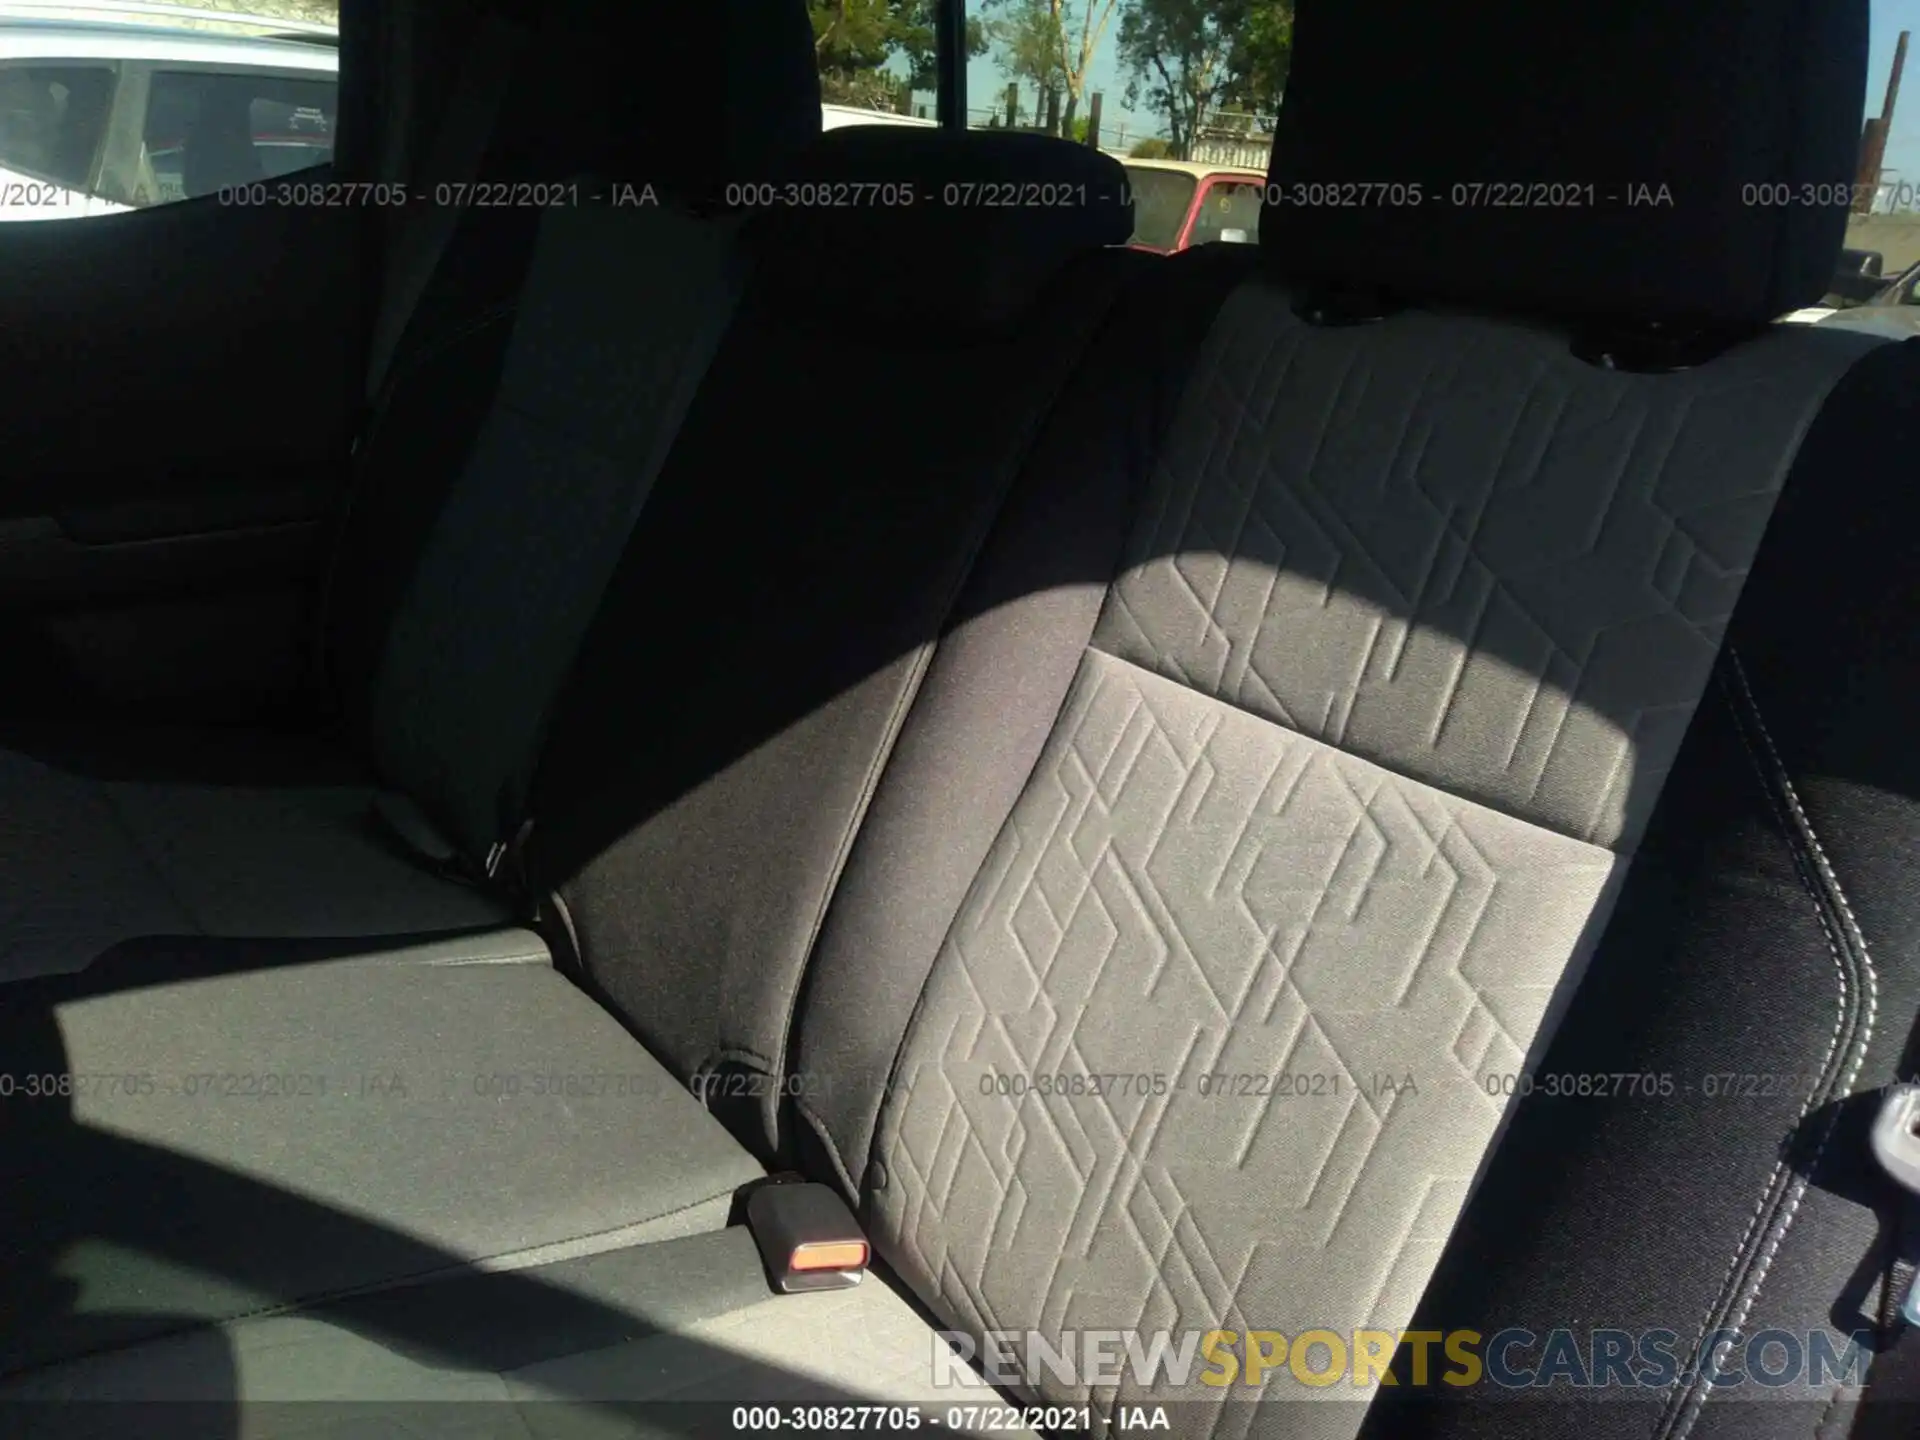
[0,64,114,189]
[145,71,335,201]
[1185,178,1263,247]
[1125,166,1196,250]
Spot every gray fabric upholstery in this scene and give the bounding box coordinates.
[851,282,1878,1436]
[876,651,1620,1427]
[0,938,761,1375]
[3,1229,1017,1436]
[786,256,1189,1190]
[1,11,1893,1433]
[0,744,506,984]
[524,238,1139,1156]
[370,203,747,861]
[1096,285,1878,850]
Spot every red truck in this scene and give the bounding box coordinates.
[1121,159,1266,253]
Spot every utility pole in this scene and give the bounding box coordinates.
[1856,30,1909,213]
[1086,91,1104,150]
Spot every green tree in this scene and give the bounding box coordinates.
[1116,0,1234,157]
[985,0,1120,135]
[890,0,990,92]
[986,0,1065,126]
[810,2,987,109]
[1117,0,1293,153]
[1225,1,1293,113]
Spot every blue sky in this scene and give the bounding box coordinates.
[1871,0,1919,184]
[955,0,1920,171]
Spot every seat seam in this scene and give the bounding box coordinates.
[1661,661,1852,1440]
[1659,653,1876,1440]
[1084,633,1633,855]
[0,1182,748,1386]
[1725,653,1878,1036]
[786,254,1142,1186]
[92,780,211,937]
[379,300,517,404]
[769,634,938,1086]
[158,1188,747,1338]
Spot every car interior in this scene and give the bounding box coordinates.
[0,0,1917,1437]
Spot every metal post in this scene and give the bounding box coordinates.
[936,0,967,130]
[1005,83,1019,129]
[1086,91,1103,149]
[1885,31,1909,127]
[1857,32,1910,212]
[1044,87,1060,136]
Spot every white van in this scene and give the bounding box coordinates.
[819,102,936,132]
[0,5,941,224]
[0,3,335,219]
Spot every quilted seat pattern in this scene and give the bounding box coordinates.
[871,283,1870,1436]
[1098,286,1871,849]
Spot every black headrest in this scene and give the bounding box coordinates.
[1266,0,1870,326]
[748,128,1134,336]
[492,0,820,190]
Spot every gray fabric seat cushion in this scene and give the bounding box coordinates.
[1,1228,1020,1438]
[0,935,762,1377]
[0,737,507,984]
[844,282,1879,1438]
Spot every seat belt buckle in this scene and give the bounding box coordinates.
[1871,1084,1920,1326]
[746,1181,869,1294]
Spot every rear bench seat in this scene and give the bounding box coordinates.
[0,122,1143,1382]
[10,0,1920,1435]
[0,0,819,983]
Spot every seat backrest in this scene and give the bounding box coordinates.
[321,0,821,863]
[521,128,1141,1156]
[781,0,1885,1428]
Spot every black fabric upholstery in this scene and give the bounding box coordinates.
[524,240,1150,1158]
[749,129,1134,336]
[325,0,821,730]
[1268,0,1869,325]
[1357,338,1920,1440]
[321,204,534,736]
[484,0,819,192]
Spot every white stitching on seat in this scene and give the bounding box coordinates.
[1662,653,1877,1440]
[1728,653,1880,1048]
[1727,649,1880,1425]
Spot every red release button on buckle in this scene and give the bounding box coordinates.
[747,1181,869,1293]
[790,1239,870,1272]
